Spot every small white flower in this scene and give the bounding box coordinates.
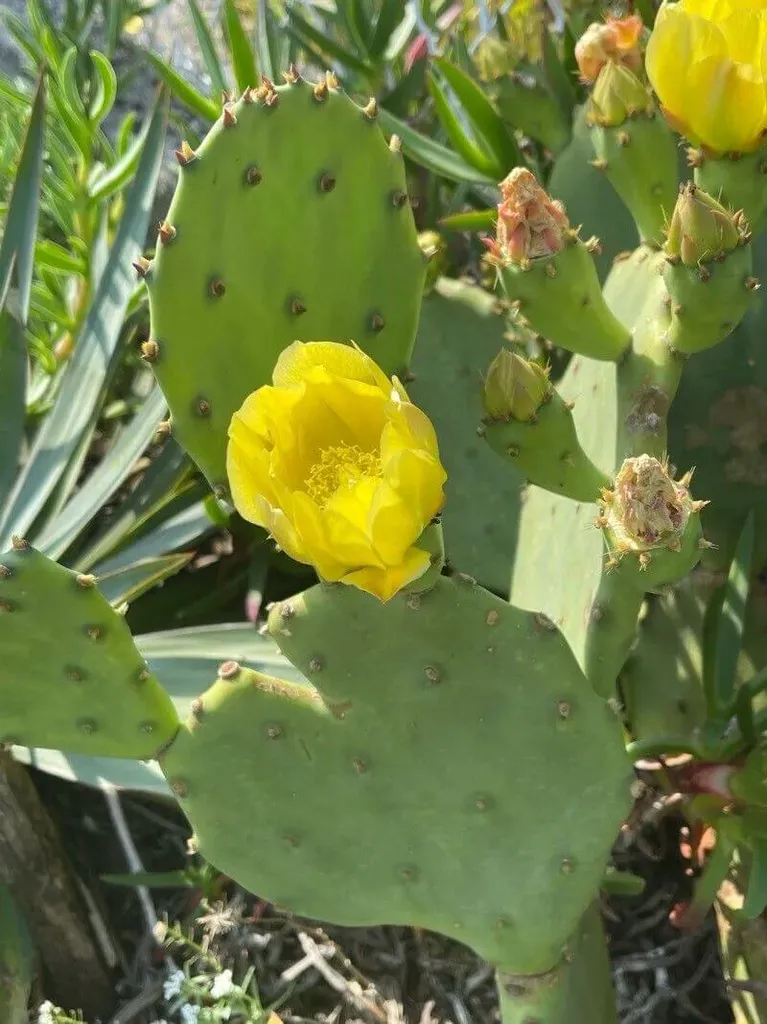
[37,1001,56,1024]
[163,968,185,1000]
[180,1005,200,1024]
[220,1009,232,1021]
[210,969,234,1000]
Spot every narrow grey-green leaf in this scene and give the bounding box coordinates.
[0,92,169,549]
[0,74,46,319]
[222,0,258,92]
[378,108,496,185]
[186,0,228,95]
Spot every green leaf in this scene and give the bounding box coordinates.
[427,72,499,177]
[186,0,228,95]
[287,8,373,77]
[435,58,521,174]
[253,0,280,81]
[369,0,406,60]
[222,0,258,92]
[74,441,192,570]
[541,29,576,122]
[97,553,194,606]
[35,239,86,275]
[713,512,755,714]
[144,51,218,121]
[378,108,496,185]
[438,209,495,232]
[0,74,46,320]
[88,115,150,203]
[93,502,213,576]
[87,50,118,124]
[0,92,169,549]
[0,309,27,510]
[745,839,767,918]
[36,387,167,560]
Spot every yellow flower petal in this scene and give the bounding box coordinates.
[274,341,391,393]
[225,341,447,601]
[687,55,767,151]
[341,547,432,602]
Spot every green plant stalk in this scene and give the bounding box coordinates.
[584,569,645,699]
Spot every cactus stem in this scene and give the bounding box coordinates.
[141,339,159,363]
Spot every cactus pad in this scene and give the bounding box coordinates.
[147,78,426,491]
[410,278,522,593]
[162,576,631,975]
[0,544,178,757]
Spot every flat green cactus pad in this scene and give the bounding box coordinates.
[0,545,178,757]
[147,78,426,491]
[0,885,33,1024]
[410,278,522,594]
[162,576,631,975]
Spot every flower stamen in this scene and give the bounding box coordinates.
[305,443,382,506]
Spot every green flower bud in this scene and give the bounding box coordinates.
[589,62,652,127]
[482,349,550,422]
[665,182,742,266]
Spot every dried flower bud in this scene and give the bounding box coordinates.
[495,168,569,264]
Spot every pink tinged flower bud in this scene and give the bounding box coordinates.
[575,15,643,84]
[495,168,569,264]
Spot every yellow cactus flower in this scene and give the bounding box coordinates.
[646,0,767,154]
[227,342,447,602]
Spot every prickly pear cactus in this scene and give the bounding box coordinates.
[145,75,426,493]
[0,543,178,756]
[162,576,632,976]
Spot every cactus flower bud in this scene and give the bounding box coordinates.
[665,182,742,266]
[596,455,706,576]
[482,349,550,422]
[495,168,569,264]
[589,62,653,128]
[575,15,643,84]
